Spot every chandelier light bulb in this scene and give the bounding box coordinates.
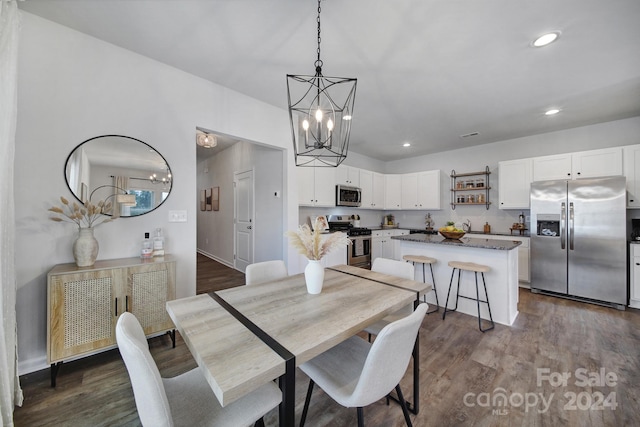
[315,109,323,122]
[302,119,309,130]
[327,119,334,131]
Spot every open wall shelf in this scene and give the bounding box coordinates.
[450,166,491,210]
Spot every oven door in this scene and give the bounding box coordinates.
[348,235,371,269]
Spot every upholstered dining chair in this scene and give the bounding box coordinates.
[364,257,420,337]
[116,312,281,427]
[245,260,288,285]
[299,303,428,427]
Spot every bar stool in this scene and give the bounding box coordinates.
[442,261,495,332]
[402,255,439,314]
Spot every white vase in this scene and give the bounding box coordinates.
[304,259,325,294]
[73,227,99,267]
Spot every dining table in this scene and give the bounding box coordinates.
[166,264,431,427]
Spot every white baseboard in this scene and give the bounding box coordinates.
[196,250,236,270]
[18,355,48,376]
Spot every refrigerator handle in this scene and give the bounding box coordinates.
[560,202,566,249]
[569,202,575,250]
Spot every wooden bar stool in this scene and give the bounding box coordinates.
[442,261,495,332]
[402,255,439,314]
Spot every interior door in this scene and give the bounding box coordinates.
[234,170,254,272]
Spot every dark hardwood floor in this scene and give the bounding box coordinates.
[13,256,640,426]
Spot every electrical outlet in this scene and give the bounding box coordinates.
[168,210,187,222]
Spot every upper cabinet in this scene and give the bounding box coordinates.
[360,169,384,209]
[297,162,336,207]
[336,165,360,187]
[499,158,532,209]
[384,174,402,209]
[401,171,441,210]
[571,147,623,179]
[624,144,640,208]
[532,147,623,181]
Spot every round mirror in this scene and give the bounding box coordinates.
[65,135,172,217]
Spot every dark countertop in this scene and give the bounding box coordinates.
[391,234,522,250]
[466,230,531,237]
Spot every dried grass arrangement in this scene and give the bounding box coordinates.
[49,196,115,229]
[286,218,350,260]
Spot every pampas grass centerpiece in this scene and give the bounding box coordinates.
[286,218,350,260]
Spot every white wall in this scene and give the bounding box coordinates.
[14,13,299,374]
[197,140,284,267]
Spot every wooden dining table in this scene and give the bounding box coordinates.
[166,264,431,427]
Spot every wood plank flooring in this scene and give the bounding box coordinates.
[13,256,640,426]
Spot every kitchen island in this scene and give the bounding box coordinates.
[391,234,521,326]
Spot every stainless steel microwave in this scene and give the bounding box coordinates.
[336,185,361,207]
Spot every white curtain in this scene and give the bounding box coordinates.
[0,1,24,425]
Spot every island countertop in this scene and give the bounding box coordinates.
[391,234,522,250]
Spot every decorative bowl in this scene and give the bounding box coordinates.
[439,230,466,240]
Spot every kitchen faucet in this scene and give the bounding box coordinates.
[462,219,471,232]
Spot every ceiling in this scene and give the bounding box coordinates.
[19,0,640,162]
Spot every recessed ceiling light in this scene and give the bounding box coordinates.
[545,108,561,116]
[403,143,411,147]
[532,31,561,47]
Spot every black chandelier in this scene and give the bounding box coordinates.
[287,0,357,167]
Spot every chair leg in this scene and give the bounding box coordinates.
[357,407,364,427]
[299,379,315,427]
[426,263,439,314]
[479,272,495,332]
[395,385,413,427]
[254,418,265,427]
[442,268,456,320]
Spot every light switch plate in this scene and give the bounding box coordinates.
[169,210,187,222]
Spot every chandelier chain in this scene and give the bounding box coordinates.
[315,0,322,72]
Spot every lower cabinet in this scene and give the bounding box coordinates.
[47,256,176,385]
[630,244,640,309]
[372,229,409,262]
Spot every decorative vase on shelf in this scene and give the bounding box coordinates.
[304,259,325,294]
[73,228,99,267]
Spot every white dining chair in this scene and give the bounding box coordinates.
[364,257,420,337]
[299,303,428,427]
[245,260,288,285]
[116,312,281,427]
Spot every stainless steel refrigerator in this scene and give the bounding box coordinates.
[530,176,627,308]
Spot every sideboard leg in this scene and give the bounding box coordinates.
[50,362,63,388]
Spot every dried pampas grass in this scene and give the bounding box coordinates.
[286,218,350,260]
[48,196,115,230]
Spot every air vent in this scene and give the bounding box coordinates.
[460,132,479,138]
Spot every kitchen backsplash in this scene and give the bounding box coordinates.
[299,206,530,234]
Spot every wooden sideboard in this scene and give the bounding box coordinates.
[47,256,176,386]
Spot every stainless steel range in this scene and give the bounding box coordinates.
[327,215,372,269]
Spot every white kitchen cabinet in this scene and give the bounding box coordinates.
[470,234,530,283]
[630,244,640,309]
[401,171,441,210]
[498,158,533,209]
[297,162,336,206]
[384,174,402,209]
[532,153,572,181]
[532,147,623,182]
[336,165,360,187]
[624,144,640,208]
[359,169,385,209]
[372,229,409,262]
[572,147,622,179]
